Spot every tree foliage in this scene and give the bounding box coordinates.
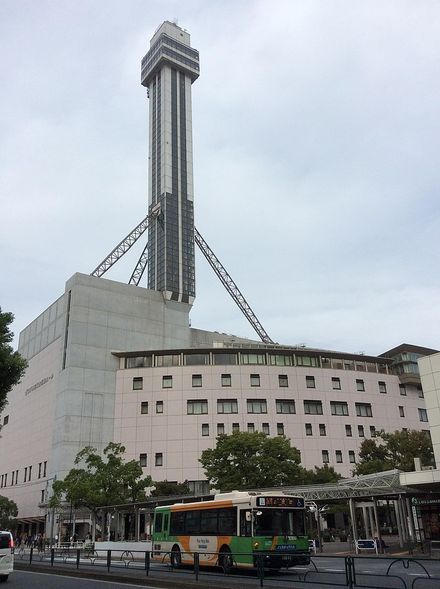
[0,495,18,529]
[0,308,27,414]
[200,432,306,491]
[50,443,152,513]
[304,464,342,484]
[354,430,434,475]
[150,480,191,497]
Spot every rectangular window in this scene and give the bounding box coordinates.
[418,408,428,422]
[358,425,365,437]
[345,424,353,437]
[247,399,267,414]
[155,453,163,466]
[162,375,173,388]
[306,376,316,388]
[213,353,238,365]
[221,374,231,387]
[43,461,47,477]
[399,406,405,417]
[187,400,208,415]
[269,354,293,366]
[24,467,27,483]
[297,355,319,367]
[241,353,266,365]
[132,377,143,390]
[156,354,180,367]
[277,423,284,436]
[399,384,407,396]
[370,426,376,437]
[247,423,255,433]
[217,423,225,435]
[262,423,270,435]
[378,381,387,394]
[319,424,326,436]
[417,386,424,398]
[217,399,238,414]
[305,423,313,436]
[335,450,343,463]
[232,423,240,433]
[2,415,9,426]
[202,424,209,436]
[184,353,209,366]
[250,374,260,387]
[356,403,372,417]
[332,377,341,390]
[141,401,149,414]
[322,450,329,463]
[156,401,164,413]
[192,374,202,387]
[331,401,349,416]
[139,453,147,467]
[278,375,288,387]
[304,400,323,415]
[41,489,45,503]
[38,463,42,479]
[349,450,356,463]
[356,379,365,392]
[28,465,32,480]
[276,399,296,414]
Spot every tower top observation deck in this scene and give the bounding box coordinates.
[141,21,200,87]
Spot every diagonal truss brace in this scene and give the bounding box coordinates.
[91,215,274,344]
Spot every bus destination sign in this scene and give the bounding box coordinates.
[257,496,305,508]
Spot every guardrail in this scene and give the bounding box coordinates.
[17,547,440,588]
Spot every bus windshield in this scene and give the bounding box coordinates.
[254,509,305,536]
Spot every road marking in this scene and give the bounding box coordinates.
[16,569,166,588]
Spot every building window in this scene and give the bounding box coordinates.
[418,408,428,422]
[322,450,329,463]
[2,415,9,426]
[356,403,372,417]
[270,354,293,366]
[247,399,267,414]
[349,451,356,463]
[276,399,296,414]
[297,356,319,367]
[358,425,365,437]
[232,423,240,433]
[332,377,341,390]
[345,424,353,437]
[156,401,163,413]
[378,381,387,394]
[202,424,209,436]
[217,399,238,414]
[306,376,316,389]
[41,490,45,503]
[370,426,376,437]
[304,400,323,415]
[399,406,405,418]
[356,379,365,392]
[192,374,202,387]
[247,423,255,433]
[28,465,32,480]
[24,467,27,483]
[162,375,173,388]
[43,461,47,477]
[155,453,163,467]
[141,401,149,414]
[305,423,313,436]
[250,374,260,387]
[241,353,266,365]
[335,450,343,463]
[278,375,288,387]
[213,353,238,366]
[319,424,327,436]
[262,423,270,435]
[221,374,231,387]
[399,384,407,396]
[217,423,225,435]
[139,453,147,467]
[132,377,143,390]
[417,386,424,398]
[277,423,284,436]
[331,401,349,416]
[187,400,208,415]
[184,353,209,366]
[38,463,42,479]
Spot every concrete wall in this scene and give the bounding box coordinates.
[419,352,440,466]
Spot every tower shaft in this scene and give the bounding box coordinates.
[141,22,199,303]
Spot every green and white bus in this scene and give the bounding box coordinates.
[152,491,310,571]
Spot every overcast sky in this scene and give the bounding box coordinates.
[1,0,439,355]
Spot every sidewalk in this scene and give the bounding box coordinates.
[316,536,429,557]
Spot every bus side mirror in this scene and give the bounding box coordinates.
[245,512,252,522]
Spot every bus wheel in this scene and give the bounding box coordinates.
[170,545,181,568]
[219,546,233,574]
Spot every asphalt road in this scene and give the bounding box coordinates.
[6,570,175,588]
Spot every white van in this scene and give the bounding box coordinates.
[0,531,14,582]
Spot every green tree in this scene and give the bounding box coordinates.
[0,495,18,529]
[151,480,191,497]
[354,430,434,475]
[0,308,27,414]
[50,443,152,540]
[305,464,342,484]
[199,431,304,491]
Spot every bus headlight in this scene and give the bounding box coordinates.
[253,542,260,549]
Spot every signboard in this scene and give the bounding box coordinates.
[256,496,305,508]
[355,539,378,554]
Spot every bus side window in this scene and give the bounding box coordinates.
[163,513,169,533]
[154,512,163,534]
[240,510,252,537]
